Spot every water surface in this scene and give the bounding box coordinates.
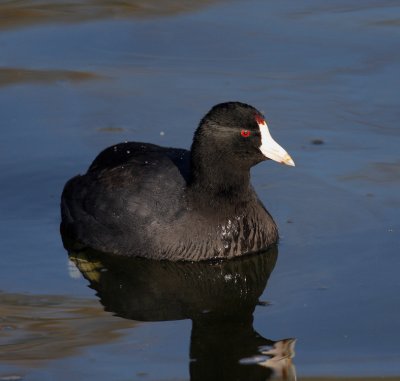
[0,0,399,379]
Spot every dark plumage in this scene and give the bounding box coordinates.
[61,102,294,261]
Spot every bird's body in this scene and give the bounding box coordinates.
[61,102,294,261]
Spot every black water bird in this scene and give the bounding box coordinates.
[61,102,294,261]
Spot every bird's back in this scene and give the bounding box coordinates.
[61,142,190,256]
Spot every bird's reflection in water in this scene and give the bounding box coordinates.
[68,245,296,380]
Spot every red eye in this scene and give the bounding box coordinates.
[241,129,251,138]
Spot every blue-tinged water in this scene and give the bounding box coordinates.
[0,1,399,380]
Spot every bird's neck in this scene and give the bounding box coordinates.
[188,152,253,207]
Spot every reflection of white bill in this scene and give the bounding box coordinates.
[240,338,297,381]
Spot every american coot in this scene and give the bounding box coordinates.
[61,102,294,261]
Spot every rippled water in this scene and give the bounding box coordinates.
[0,1,399,380]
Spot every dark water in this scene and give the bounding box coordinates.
[1,1,399,380]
